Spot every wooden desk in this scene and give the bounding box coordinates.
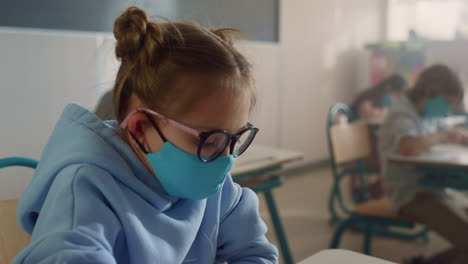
[231,145,303,264]
[231,145,303,178]
[388,144,468,189]
[298,249,396,264]
[388,144,468,170]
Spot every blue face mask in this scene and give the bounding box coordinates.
[423,96,453,119]
[381,93,394,107]
[147,142,234,200]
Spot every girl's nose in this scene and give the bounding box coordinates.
[220,144,231,157]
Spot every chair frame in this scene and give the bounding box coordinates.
[235,167,294,264]
[326,103,429,254]
[0,157,38,264]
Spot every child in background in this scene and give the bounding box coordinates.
[13,6,278,263]
[379,64,468,264]
[348,74,407,201]
[351,74,407,123]
[95,89,114,121]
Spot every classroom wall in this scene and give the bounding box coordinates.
[0,29,282,199]
[278,0,386,162]
[0,29,99,199]
[0,1,385,198]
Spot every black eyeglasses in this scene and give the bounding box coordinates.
[121,108,259,162]
[194,124,259,162]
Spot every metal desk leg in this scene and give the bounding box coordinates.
[264,190,294,264]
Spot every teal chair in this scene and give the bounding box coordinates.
[0,157,38,264]
[326,103,429,255]
[0,157,38,169]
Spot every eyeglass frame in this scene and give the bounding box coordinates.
[120,107,259,162]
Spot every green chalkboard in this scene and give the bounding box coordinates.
[0,0,278,42]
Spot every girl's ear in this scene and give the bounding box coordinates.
[127,112,151,141]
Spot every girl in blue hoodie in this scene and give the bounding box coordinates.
[13,6,278,264]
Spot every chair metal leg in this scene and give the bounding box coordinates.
[331,217,374,255]
[330,217,355,249]
[329,185,341,224]
[264,190,294,264]
[363,224,373,255]
[421,226,430,243]
[349,220,428,242]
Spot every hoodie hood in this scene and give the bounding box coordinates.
[17,104,177,234]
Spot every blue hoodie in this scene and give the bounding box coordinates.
[13,104,278,264]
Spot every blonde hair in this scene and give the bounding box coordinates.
[112,6,255,123]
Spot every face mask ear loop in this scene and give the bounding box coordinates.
[129,131,150,155]
[143,112,168,143]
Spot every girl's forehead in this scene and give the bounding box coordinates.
[178,89,251,133]
[160,72,253,132]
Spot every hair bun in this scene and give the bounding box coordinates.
[114,6,150,62]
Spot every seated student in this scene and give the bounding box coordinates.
[95,89,115,121]
[13,6,278,264]
[351,74,407,123]
[348,74,407,200]
[379,64,468,264]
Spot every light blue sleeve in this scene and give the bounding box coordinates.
[216,176,279,263]
[13,165,121,264]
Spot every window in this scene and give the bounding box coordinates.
[387,0,468,41]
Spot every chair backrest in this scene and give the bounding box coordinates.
[0,157,37,264]
[330,121,372,164]
[326,104,374,222]
[0,199,30,264]
[327,104,372,165]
